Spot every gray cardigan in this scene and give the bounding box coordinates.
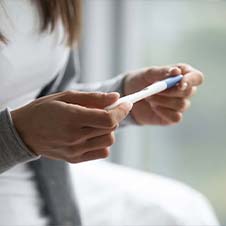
[0,50,135,226]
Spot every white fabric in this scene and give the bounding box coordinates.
[0,0,70,111]
[0,1,69,225]
[70,161,220,226]
[0,165,48,226]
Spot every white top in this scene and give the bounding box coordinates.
[0,1,70,225]
[0,0,69,111]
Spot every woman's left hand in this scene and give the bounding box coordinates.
[124,63,204,125]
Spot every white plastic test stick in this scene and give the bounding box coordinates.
[105,75,183,110]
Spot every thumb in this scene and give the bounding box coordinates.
[108,102,133,124]
[143,66,182,84]
[58,91,120,109]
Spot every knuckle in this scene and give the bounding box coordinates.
[71,145,82,155]
[67,159,74,164]
[63,155,73,163]
[181,100,190,112]
[101,150,110,159]
[106,133,115,146]
[68,158,80,164]
[184,87,193,97]
[162,66,171,74]
[98,149,110,159]
[66,148,76,158]
[172,112,183,123]
[64,90,76,97]
[198,71,205,83]
[185,100,191,110]
[176,62,187,67]
[93,92,104,99]
[104,112,116,128]
[177,99,187,111]
[191,87,198,96]
[107,117,116,128]
[145,66,157,75]
[112,124,119,130]
[102,111,109,118]
[64,151,81,163]
[101,92,108,101]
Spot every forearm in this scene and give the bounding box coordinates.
[0,108,39,173]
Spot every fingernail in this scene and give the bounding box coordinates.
[180,82,188,91]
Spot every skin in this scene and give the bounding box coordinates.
[11,63,203,164]
[11,91,132,163]
[124,64,203,125]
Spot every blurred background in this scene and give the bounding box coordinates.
[79,0,226,224]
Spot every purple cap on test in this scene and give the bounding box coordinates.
[164,75,183,89]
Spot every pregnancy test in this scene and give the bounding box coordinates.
[105,75,183,110]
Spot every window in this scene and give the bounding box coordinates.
[81,1,226,224]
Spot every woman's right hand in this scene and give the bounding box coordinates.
[11,91,132,163]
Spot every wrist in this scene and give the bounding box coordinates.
[11,108,39,156]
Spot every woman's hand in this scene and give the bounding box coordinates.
[124,63,204,125]
[11,91,132,163]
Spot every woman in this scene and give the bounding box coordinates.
[0,0,207,225]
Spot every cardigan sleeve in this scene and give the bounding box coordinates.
[0,108,39,173]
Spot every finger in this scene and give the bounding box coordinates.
[83,132,115,152]
[175,63,204,89]
[136,101,170,125]
[157,86,197,98]
[65,148,110,164]
[142,66,182,84]
[70,132,115,156]
[175,63,194,74]
[80,127,116,143]
[64,126,115,145]
[77,102,132,129]
[58,91,120,108]
[147,96,191,112]
[178,71,204,90]
[81,148,110,162]
[152,106,183,124]
[76,107,119,129]
[64,127,117,146]
[108,102,133,125]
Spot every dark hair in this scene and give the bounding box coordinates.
[0,0,81,46]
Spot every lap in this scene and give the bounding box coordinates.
[69,161,219,226]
